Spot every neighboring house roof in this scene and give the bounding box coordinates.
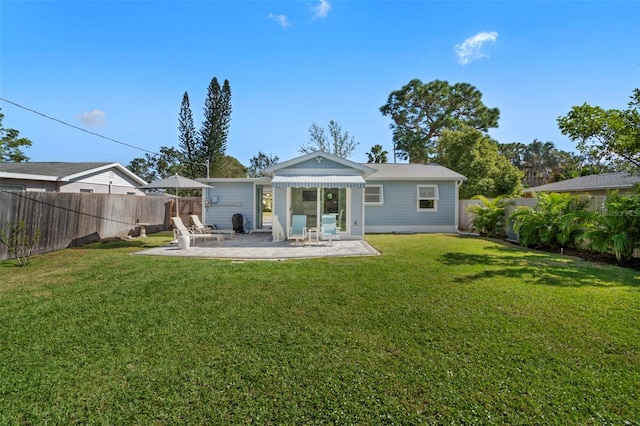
[364,163,467,181]
[0,162,148,186]
[523,172,640,194]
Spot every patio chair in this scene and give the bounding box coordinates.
[321,214,340,244]
[172,217,223,246]
[190,214,236,239]
[288,214,308,245]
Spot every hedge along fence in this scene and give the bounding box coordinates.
[0,191,172,261]
[459,196,608,240]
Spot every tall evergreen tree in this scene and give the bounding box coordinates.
[200,77,232,177]
[177,91,200,178]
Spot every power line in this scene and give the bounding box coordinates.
[0,97,160,157]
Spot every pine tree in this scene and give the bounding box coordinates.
[200,77,232,177]
[177,91,200,178]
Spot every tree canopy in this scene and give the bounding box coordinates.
[248,151,279,178]
[437,127,522,199]
[177,91,201,178]
[299,120,358,159]
[557,88,640,173]
[0,109,32,162]
[380,79,500,163]
[366,144,388,163]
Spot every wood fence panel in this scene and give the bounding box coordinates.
[0,191,171,261]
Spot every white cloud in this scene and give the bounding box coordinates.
[454,31,498,65]
[76,109,106,127]
[312,0,331,19]
[268,13,291,28]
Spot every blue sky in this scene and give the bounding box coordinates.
[1,1,638,170]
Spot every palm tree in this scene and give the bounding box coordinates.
[366,144,389,163]
[522,140,561,187]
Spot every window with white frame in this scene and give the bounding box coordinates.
[417,185,438,211]
[364,185,383,205]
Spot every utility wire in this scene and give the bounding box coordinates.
[0,97,160,156]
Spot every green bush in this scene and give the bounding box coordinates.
[509,192,590,249]
[466,195,511,238]
[585,191,640,262]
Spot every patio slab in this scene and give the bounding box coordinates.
[133,233,379,260]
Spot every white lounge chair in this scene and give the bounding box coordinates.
[172,217,223,246]
[190,214,236,239]
[321,214,340,244]
[288,214,308,245]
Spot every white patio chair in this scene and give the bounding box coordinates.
[172,216,223,246]
[190,214,235,239]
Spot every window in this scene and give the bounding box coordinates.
[0,184,25,191]
[365,185,383,205]
[417,185,438,211]
[79,189,94,193]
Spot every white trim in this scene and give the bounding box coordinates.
[265,151,374,175]
[364,185,384,206]
[0,172,59,181]
[365,225,458,233]
[417,184,439,212]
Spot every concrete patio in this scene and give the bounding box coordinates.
[134,232,379,260]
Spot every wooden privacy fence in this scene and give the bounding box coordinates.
[0,191,172,261]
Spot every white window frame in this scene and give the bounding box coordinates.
[364,185,384,206]
[417,185,438,212]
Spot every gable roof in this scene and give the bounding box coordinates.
[364,163,467,181]
[265,151,374,175]
[523,172,640,193]
[0,162,148,185]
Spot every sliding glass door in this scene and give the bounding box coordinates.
[290,187,347,232]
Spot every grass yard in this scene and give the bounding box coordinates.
[1,233,638,424]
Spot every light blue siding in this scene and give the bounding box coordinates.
[282,158,355,171]
[364,180,458,232]
[273,186,288,230]
[203,182,254,231]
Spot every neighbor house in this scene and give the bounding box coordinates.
[523,172,640,197]
[198,151,466,239]
[0,162,148,195]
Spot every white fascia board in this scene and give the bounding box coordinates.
[0,172,60,181]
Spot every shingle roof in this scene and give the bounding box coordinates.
[0,162,113,177]
[523,172,640,193]
[363,163,467,181]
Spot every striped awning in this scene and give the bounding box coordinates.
[271,174,366,189]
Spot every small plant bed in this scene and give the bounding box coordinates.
[534,245,640,272]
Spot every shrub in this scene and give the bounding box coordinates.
[509,192,590,249]
[466,195,511,238]
[584,191,640,263]
[0,220,42,266]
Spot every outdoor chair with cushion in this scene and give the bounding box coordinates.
[321,214,340,244]
[190,214,236,239]
[172,216,223,246]
[288,214,308,245]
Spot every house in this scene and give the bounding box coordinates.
[0,162,148,195]
[198,151,466,239]
[523,172,640,197]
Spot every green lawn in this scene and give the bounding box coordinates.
[1,233,638,424]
